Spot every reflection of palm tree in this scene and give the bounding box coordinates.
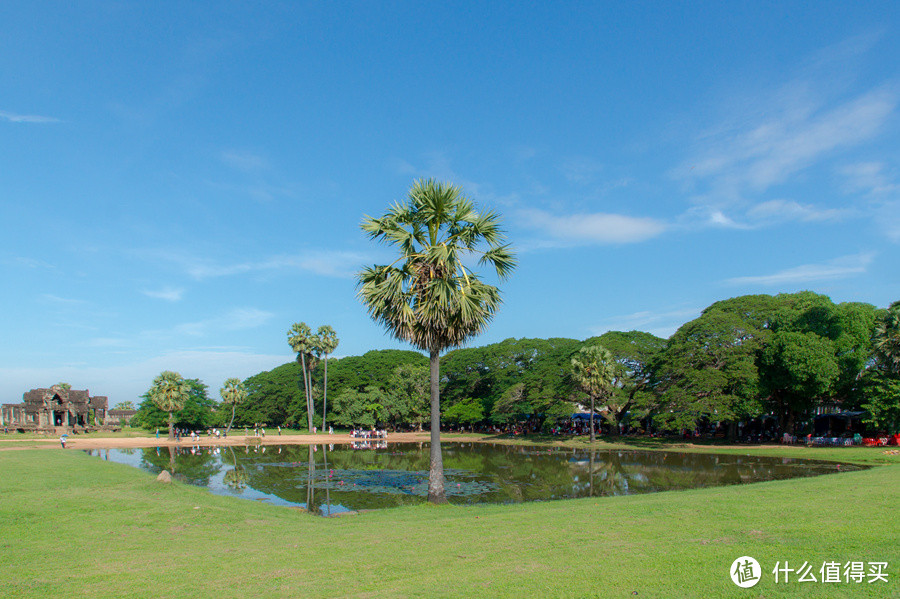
[307,444,316,512]
[167,445,177,475]
[322,443,332,517]
[224,446,247,491]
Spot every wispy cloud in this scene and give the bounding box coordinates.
[144,248,372,280]
[0,110,60,124]
[4,256,56,269]
[589,307,702,339]
[40,294,87,306]
[725,252,874,286]
[558,156,605,184]
[141,287,184,302]
[220,150,268,172]
[744,200,852,224]
[184,250,371,280]
[681,86,897,202]
[170,308,274,337]
[518,208,667,246]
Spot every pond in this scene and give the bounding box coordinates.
[84,442,864,516]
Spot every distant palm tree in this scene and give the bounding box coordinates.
[874,300,900,374]
[148,371,190,440]
[288,322,317,432]
[317,325,340,432]
[220,377,248,434]
[572,346,617,443]
[357,179,515,503]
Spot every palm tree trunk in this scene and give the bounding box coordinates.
[301,354,313,432]
[227,405,236,434]
[589,397,596,443]
[427,349,446,503]
[322,356,328,432]
[168,411,175,440]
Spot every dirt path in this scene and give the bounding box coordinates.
[0,431,492,450]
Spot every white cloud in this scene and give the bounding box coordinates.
[141,287,184,302]
[518,209,667,246]
[725,252,875,286]
[0,110,60,124]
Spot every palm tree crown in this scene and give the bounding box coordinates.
[148,370,190,440]
[357,178,515,353]
[572,345,617,442]
[220,377,248,433]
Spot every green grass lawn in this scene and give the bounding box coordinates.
[1,444,897,598]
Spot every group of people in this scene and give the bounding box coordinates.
[350,428,387,439]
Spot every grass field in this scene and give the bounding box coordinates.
[1,442,898,598]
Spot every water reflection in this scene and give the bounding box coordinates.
[84,443,865,516]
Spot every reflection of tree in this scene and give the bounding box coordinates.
[223,446,248,491]
[139,446,220,485]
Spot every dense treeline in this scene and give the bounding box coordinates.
[132,291,899,436]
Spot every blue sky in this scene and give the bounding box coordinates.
[2,1,898,404]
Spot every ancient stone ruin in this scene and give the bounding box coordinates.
[1,385,112,433]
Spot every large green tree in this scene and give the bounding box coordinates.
[134,377,216,434]
[386,363,430,430]
[873,300,900,374]
[587,330,666,431]
[146,371,192,439]
[651,310,765,435]
[442,337,581,429]
[357,179,515,503]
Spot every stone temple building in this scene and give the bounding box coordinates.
[1,386,109,432]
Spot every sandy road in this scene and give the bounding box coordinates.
[0,431,491,450]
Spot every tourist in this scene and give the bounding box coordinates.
[328,425,333,435]
[59,434,67,449]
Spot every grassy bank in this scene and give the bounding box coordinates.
[1,448,897,598]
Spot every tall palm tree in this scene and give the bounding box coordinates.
[317,325,340,432]
[357,178,515,503]
[571,346,617,443]
[148,370,191,440]
[288,322,317,432]
[220,377,248,434]
[874,300,900,374]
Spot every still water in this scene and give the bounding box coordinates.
[84,442,863,516]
